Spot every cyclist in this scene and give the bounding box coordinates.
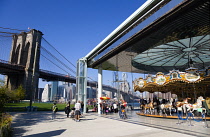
[119,102,127,119]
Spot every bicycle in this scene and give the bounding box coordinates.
[120,109,127,119]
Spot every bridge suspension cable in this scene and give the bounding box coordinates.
[40,46,76,75]
[0,26,27,32]
[0,27,17,61]
[40,54,71,75]
[0,27,28,37]
[42,38,76,68]
[40,37,77,77]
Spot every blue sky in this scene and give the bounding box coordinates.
[0,0,146,88]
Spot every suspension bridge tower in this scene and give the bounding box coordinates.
[5,29,43,99]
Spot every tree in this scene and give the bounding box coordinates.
[0,87,9,113]
[7,85,26,102]
[0,78,25,112]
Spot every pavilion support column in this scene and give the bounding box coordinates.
[76,57,87,113]
[97,65,103,115]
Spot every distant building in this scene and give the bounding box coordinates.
[41,84,51,102]
[51,81,58,101]
[41,82,99,102]
[87,86,97,98]
[37,88,44,101]
[41,82,77,103]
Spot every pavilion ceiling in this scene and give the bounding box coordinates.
[90,0,210,74]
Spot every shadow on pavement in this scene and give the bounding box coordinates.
[11,111,65,136]
[23,129,66,137]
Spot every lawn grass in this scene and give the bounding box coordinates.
[5,102,74,112]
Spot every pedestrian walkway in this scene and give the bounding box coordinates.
[10,110,210,137]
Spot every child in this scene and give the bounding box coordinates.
[52,103,58,120]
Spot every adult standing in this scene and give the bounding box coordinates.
[123,100,127,108]
[113,102,118,113]
[80,101,84,115]
[74,101,81,122]
[102,101,106,114]
[65,103,71,118]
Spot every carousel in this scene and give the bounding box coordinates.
[130,31,210,125]
[133,66,210,127]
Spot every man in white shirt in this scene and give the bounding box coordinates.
[74,101,81,122]
[113,102,118,113]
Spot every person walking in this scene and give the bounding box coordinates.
[74,101,81,122]
[113,102,118,113]
[80,101,84,116]
[102,101,106,114]
[52,103,58,120]
[65,103,71,118]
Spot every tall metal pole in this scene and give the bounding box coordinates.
[116,54,120,109]
[127,54,134,105]
[98,65,102,114]
[83,59,87,114]
[116,72,119,103]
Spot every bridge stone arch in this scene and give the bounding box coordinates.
[5,29,43,99]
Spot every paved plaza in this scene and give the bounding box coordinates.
[10,110,210,137]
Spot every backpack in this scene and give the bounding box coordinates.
[65,107,67,114]
[54,106,58,112]
[65,106,70,114]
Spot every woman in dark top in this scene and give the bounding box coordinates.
[65,104,71,118]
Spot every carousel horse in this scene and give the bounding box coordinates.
[192,96,204,109]
[185,96,205,113]
[176,98,191,114]
[142,101,154,114]
[160,98,173,116]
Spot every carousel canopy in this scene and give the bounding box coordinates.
[133,69,210,97]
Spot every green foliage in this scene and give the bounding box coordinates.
[87,105,94,109]
[5,102,93,112]
[0,113,13,137]
[6,85,25,102]
[0,113,12,127]
[0,79,24,136]
[5,102,68,111]
[0,85,25,112]
[0,87,9,113]
[14,85,25,101]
